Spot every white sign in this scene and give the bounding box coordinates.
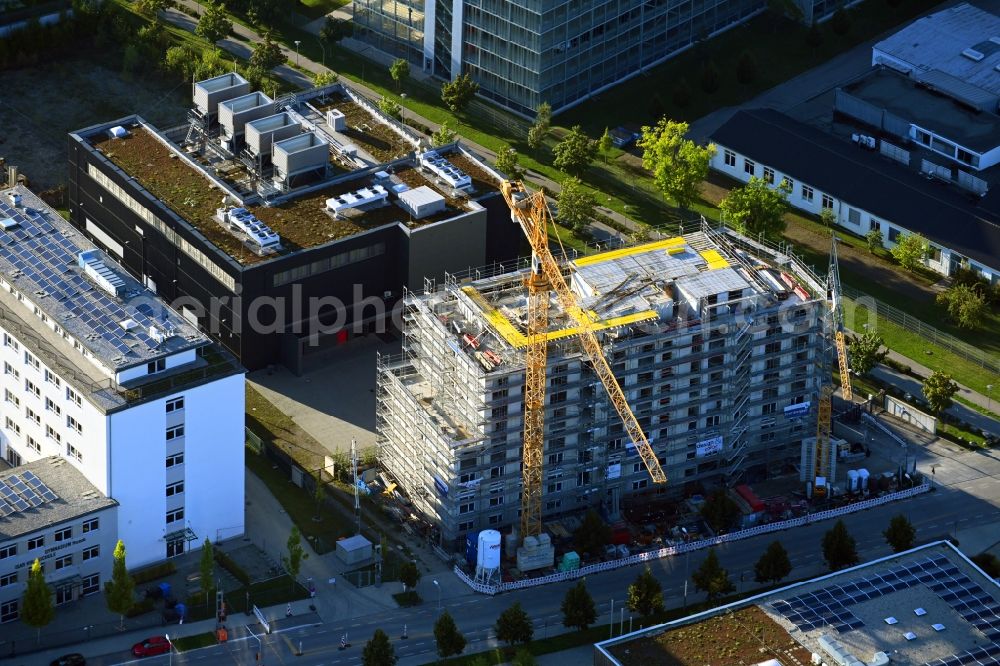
[784,401,812,419]
[253,605,270,634]
[605,464,621,480]
[696,436,723,458]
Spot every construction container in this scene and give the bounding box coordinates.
[336,534,373,566]
[193,73,252,118]
[245,113,301,158]
[397,185,446,219]
[272,132,329,182]
[219,92,274,140]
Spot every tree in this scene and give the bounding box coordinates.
[389,58,410,91]
[495,602,533,646]
[534,102,552,132]
[314,70,338,86]
[822,520,859,571]
[922,371,958,414]
[556,177,596,233]
[527,124,547,149]
[883,514,916,553]
[638,119,715,210]
[250,33,286,72]
[754,541,792,584]
[135,0,167,20]
[866,228,883,252]
[700,489,740,533]
[819,208,836,227]
[572,509,612,559]
[691,548,735,600]
[599,127,614,164]
[626,566,664,616]
[561,579,597,630]
[196,2,232,45]
[890,232,926,272]
[199,538,215,605]
[495,144,524,180]
[700,60,720,94]
[432,121,457,146]
[362,628,397,666]
[736,50,758,84]
[21,559,53,642]
[719,176,789,238]
[936,283,987,330]
[434,610,467,657]
[441,73,479,112]
[282,526,308,590]
[399,560,421,591]
[378,96,402,120]
[848,332,888,377]
[553,125,597,174]
[320,17,352,44]
[105,539,135,630]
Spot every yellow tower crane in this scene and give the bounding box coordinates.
[499,181,667,539]
[814,235,852,496]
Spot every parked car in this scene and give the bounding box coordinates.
[50,655,86,666]
[132,636,170,658]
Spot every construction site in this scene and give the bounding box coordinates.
[376,203,860,575]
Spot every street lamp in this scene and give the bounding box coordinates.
[316,37,326,68]
[165,633,173,666]
[432,579,441,613]
[294,40,301,67]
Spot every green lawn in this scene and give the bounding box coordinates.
[294,0,349,20]
[172,632,218,651]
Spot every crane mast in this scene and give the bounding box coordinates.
[499,181,666,538]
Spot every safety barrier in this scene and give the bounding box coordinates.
[454,483,931,595]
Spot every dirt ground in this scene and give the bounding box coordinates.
[0,56,190,191]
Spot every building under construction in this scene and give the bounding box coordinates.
[376,221,836,548]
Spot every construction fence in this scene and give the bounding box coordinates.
[454,482,932,595]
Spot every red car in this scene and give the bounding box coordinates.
[131,636,171,658]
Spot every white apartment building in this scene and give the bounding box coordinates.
[0,456,118,623]
[0,185,245,568]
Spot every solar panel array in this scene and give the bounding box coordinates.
[771,554,1000,638]
[0,199,165,362]
[0,470,59,517]
[923,642,1000,666]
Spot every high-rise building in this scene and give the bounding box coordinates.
[354,0,766,115]
[0,186,244,569]
[376,224,830,547]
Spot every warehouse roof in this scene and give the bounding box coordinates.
[709,108,1000,272]
[0,457,116,541]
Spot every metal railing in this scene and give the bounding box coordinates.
[454,482,932,595]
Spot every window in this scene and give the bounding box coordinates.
[66,387,82,407]
[870,219,881,232]
[2,333,17,351]
[82,545,100,561]
[166,453,184,468]
[763,166,774,184]
[781,176,794,190]
[165,397,184,413]
[25,379,39,399]
[24,351,39,370]
[166,481,184,497]
[848,208,860,225]
[801,185,814,202]
[547,481,563,493]
[54,527,72,542]
[5,417,20,437]
[0,544,16,559]
[82,518,99,533]
[67,415,82,435]
[888,227,900,243]
[44,398,61,415]
[457,521,474,532]
[27,536,44,550]
[82,574,100,596]
[821,194,834,209]
[743,159,755,175]
[4,362,18,379]
[724,150,736,167]
[54,555,73,570]
[166,508,184,524]
[762,403,777,415]
[458,502,475,515]
[632,479,648,490]
[44,369,60,387]
[489,495,504,507]
[26,436,40,453]
[927,245,941,262]
[0,572,15,588]
[147,359,166,374]
[166,425,184,440]
[548,452,563,465]
[4,389,18,408]
[46,425,62,444]
[1,599,18,623]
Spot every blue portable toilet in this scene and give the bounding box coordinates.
[159,582,172,599]
[465,531,479,565]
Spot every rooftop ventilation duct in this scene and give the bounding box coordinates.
[78,249,125,298]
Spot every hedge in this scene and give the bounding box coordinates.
[132,560,177,585]
[215,549,251,585]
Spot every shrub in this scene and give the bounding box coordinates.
[215,549,251,585]
[132,561,177,585]
[125,597,156,618]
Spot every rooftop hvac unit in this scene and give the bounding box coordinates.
[78,249,125,298]
[219,92,274,140]
[272,132,329,181]
[193,72,252,118]
[245,113,301,158]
